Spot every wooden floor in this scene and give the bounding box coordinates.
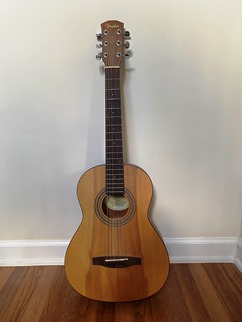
[0,264,241,322]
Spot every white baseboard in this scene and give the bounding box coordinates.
[0,240,67,266]
[163,237,238,264]
[0,237,239,267]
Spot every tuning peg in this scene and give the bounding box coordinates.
[124,41,130,49]
[96,53,102,60]
[124,53,130,59]
[124,30,130,38]
[96,32,102,40]
[96,43,102,48]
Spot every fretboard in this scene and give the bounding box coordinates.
[105,67,124,196]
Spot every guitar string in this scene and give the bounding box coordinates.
[116,32,123,260]
[118,64,123,259]
[106,43,110,261]
[105,65,108,260]
[116,37,122,260]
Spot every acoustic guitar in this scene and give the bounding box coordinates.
[64,20,169,302]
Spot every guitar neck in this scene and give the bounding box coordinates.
[105,67,124,196]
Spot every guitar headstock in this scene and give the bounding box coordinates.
[96,20,130,67]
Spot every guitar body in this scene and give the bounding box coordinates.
[65,164,169,302]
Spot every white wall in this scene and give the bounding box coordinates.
[0,1,242,244]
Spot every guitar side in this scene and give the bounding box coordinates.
[64,164,169,302]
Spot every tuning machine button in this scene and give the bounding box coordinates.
[96,53,102,60]
[96,32,102,40]
[124,41,130,49]
[124,53,130,59]
[124,30,130,38]
[96,43,102,48]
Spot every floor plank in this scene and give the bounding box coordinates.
[0,264,241,322]
[0,267,15,291]
[189,264,231,322]
[174,264,211,322]
[203,263,242,322]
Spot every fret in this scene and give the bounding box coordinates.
[106,186,124,189]
[106,134,122,137]
[106,173,123,175]
[106,152,123,156]
[106,139,123,142]
[106,152,123,155]
[106,138,122,140]
[106,131,122,135]
[106,162,123,166]
[106,158,123,164]
[106,148,123,151]
[105,116,122,118]
[106,145,123,148]
[106,137,122,139]
[106,182,124,185]
[105,104,121,110]
[106,109,121,113]
[106,191,124,195]
[106,166,124,170]
[106,144,122,147]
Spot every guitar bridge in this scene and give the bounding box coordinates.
[92,256,141,268]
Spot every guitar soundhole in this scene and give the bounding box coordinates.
[95,189,135,226]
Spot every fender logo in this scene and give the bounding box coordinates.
[105,23,119,29]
